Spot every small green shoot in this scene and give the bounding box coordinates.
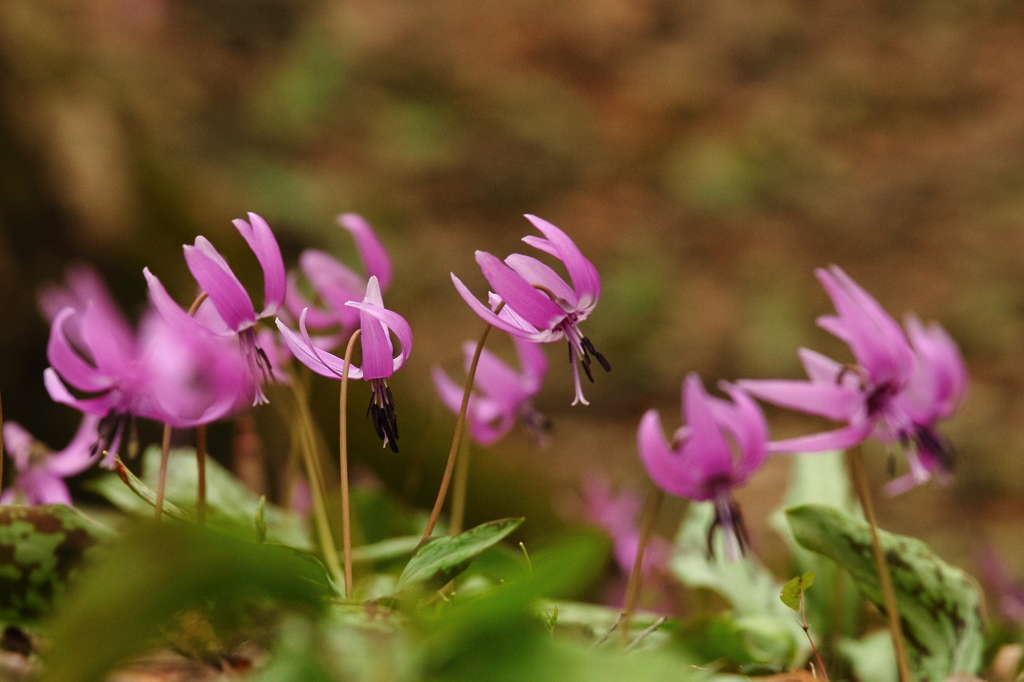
[781,571,828,681]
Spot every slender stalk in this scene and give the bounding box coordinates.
[420,317,499,543]
[449,435,472,535]
[338,329,361,599]
[154,423,172,521]
[620,487,664,645]
[849,446,913,682]
[196,425,207,526]
[292,380,344,587]
[0,388,5,497]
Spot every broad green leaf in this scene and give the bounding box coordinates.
[779,571,815,612]
[0,505,106,622]
[672,501,804,666]
[839,630,897,682]
[787,504,984,681]
[42,521,335,682]
[350,535,420,563]
[397,518,523,591]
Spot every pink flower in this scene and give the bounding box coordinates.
[638,374,768,560]
[581,476,670,577]
[276,276,412,451]
[738,266,967,493]
[451,215,609,406]
[285,213,393,347]
[1,415,101,506]
[431,335,549,446]
[145,212,286,404]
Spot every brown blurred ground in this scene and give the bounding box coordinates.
[3,0,1024,580]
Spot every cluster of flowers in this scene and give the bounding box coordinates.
[4,212,967,569]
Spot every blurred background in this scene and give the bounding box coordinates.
[2,0,1024,584]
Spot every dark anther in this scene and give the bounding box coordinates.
[580,356,595,382]
[866,382,898,416]
[368,383,399,453]
[913,424,955,473]
[582,337,611,372]
[256,346,277,382]
[706,492,749,560]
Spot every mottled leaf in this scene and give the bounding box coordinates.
[0,505,105,622]
[787,504,984,681]
[397,518,523,591]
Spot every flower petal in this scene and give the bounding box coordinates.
[234,213,286,318]
[46,308,116,393]
[276,314,364,380]
[338,213,392,290]
[767,421,873,454]
[680,374,733,484]
[637,409,702,499]
[451,274,548,341]
[523,215,601,310]
[737,378,863,422]
[503,254,578,309]
[476,251,566,330]
[184,237,256,332]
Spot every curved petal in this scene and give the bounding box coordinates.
[46,308,116,393]
[716,383,768,482]
[184,237,256,332]
[798,348,848,385]
[345,290,413,375]
[234,213,286,318]
[431,366,467,416]
[43,367,116,415]
[338,213,392,290]
[512,335,548,391]
[275,314,365,380]
[476,251,566,330]
[79,302,136,373]
[466,343,531,406]
[767,420,873,454]
[451,274,548,341]
[47,413,103,477]
[523,215,601,309]
[637,409,702,499]
[3,422,34,470]
[680,374,733,484]
[504,254,578,309]
[737,378,863,422]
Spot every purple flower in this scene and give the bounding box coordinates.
[581,476,670,578]
[638,373,768,560]
[2,415,101,506]
[737,266,967,493]
[431,335,549,446]
[43,268,250,461]
[276,276,412,451]
[145,212,286,404]
[285,213,393,346]
[451,215,609,406]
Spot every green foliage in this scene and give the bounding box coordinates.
[780,571,815,612]
[41,521,336,682]
[672,501,805,668]
[397,518,524,591]
[0,505,106,623]
[787,504,985,681]
[88,448,312,549]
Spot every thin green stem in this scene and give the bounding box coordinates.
[339,329,361,600]
[449,435,472,535]
[849,446,913,682]
[420,312,501,543]
[291,379,344,587]
[620,487,664,645]
[154,423,172,522]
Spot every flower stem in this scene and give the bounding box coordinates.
[849,446,913,682]
[338,329,361,599]
[0,388,5,497]
[291,378,344,587]
[449,436,472,535]
[420,315,499,542]
[620,487,663,645]
[196,425,207,527]
[154,423,172,521]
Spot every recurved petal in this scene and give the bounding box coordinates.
[680,374,733,483]
[275,313,364,380]
[503,254,578,308]
[767,420,873,454]
[904,315,968,417]
[184,237,255,332]
[797,347,847,385]
[523,215,601,309]
[47,308,117,393]
[3,422,34,470]
[431,366,466,416]
[451,274,548,341]
[345,283,412,374]
[476,251,566,330]
[470,344,531,407]
[234,213,287,318]
[43,367,116,415]
[512,334,548,391]
[47,413,102,477]
[716,383,768,482]
[637,409,701,499]
[737,377,863,422]
[338,213,392,289]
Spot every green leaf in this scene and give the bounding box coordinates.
[786,504,984,681]
[42,521,335,682]
[0,505,106,622]
[397,518,524,591]
[779,571,815,612]
[672,501,804,666]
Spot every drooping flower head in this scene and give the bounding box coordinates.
[431,335,550,446]
[285,213,393,348]
[451,215,609,406]
[738,265,967,493]
[1,415,101,506]
[276,276,412,451]
[43,268,250,463]
[145,212,286,404]
[638,374,769,560]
